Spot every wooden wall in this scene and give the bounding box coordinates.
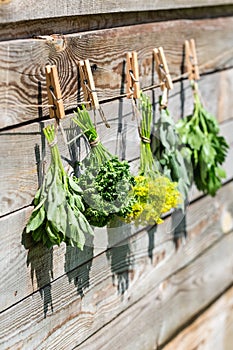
[0,1,233,349]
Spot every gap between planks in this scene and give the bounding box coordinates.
[160,282,233,350]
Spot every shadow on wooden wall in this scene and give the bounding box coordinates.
[21,231,54,318]
[64,237,94,298]
[107,219,135,295]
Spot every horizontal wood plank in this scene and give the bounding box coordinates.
[163,286,233,350]
[0,17,233,128]
[1,1,232,24]
[77,232,233,350]
[1,6,233,42]
[1,226,233,349]
[1,6,233,350]
[1,181,233,347]
[0,112,140,216]
[1,69,233,216]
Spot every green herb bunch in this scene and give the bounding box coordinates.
[26,124,94,249]
[176,87,229,196]
[73,107,136,227]
[126,92,181,225]
[151,102,192,205]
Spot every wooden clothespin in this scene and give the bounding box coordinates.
[185,39,200,81]
[153,47,173,108]
[78,59,99,110]
[126,51,140,99]
[45,65,65,119]
[153,47,173,91]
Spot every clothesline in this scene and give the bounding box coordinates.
[0,48,232,109]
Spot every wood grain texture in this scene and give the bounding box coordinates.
[0,69,233,216]
[2,228,233,349]
[1,6,233,41]
[1,0,232,24]
[77,232,233,350]
[1,180,233,347]
[0,17,233,128]
[0,111,139,216]
[163,286,233,350]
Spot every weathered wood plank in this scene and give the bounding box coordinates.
[1,69,233,216]
[0,112,140,216]
[163,286,233,350]
[1,1,232,24]
[0,17,233,128]
[0,6,232,350]
[77,232,233,350]
[1,6,233,42]
[0,113,232,217]
[1,180,233,347]
[1,226,233,349]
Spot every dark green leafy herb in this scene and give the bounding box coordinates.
[26,124,94,249]
[73,107,136,227]
[151,102,192,204]
[176,88,229,196]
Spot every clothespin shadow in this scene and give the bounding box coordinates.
[37,81,47,186]
[116,59,126,160]
[126,51,140,100]
[153,47,173,109]
[185,38,200,81]
[45,65,65,119]
[180,43,186,119]
[151,52,157,124]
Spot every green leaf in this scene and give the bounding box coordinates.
[46,182,65,221]
[46,221,61,245]
[77,212,94,236]
[32,225,44,242]
[159,124,170,149]
[65,205,86,249]
[188,126,204,150]
[215,166,226,179]
[26,206,45,233]
[34,188,42,206]
[201,140,216,165]
[68,177,83,194]
[74,195,85,212]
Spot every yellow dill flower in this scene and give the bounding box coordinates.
[128,174,181,226]
[160,178,182,213]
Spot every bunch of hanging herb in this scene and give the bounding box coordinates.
[26,124,94,249]
[126,92,181,226]
[151,101,192,205]
[176,85,229,196]
[73,106,136,227]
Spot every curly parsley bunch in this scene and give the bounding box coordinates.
[73,107,136,227]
